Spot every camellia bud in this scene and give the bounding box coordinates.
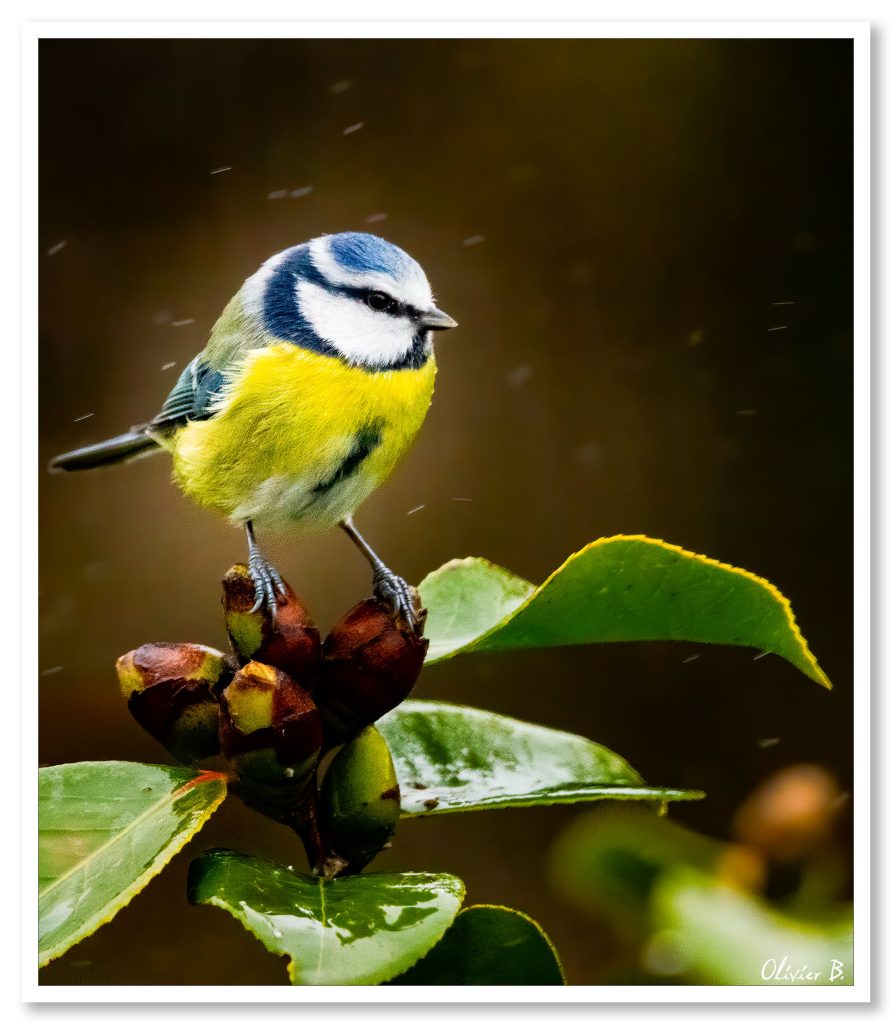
[218,661,323,820]
[732,764,843,861]
[222,564,321,684]
[320,725,401,873]
[116,642,231,762]
[315,598,429,748]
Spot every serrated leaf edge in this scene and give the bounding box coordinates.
[189,853,467,987]
[39,768,227,967]
[424,535,830,688]
[285,873,466,986]
[459,903,567,983]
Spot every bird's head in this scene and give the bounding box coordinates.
[242,232,457,371]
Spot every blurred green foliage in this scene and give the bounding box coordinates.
[551,778,852,986]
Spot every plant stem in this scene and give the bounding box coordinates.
[292,768,349,879]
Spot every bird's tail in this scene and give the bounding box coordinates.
[48,428,159,473]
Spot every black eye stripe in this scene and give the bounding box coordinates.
[347,286,420,320]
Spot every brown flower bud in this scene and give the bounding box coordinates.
[315,598,428,748]
[116,642,231,762]
[733,764,843,861]
[222,564,321,684]
[219,661,322,797]
[320,725,401,873]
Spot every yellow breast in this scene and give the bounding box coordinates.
[171,344,436,530]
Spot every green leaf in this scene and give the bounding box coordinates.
[377,700,703,815]
[419,536,830,688]
[39,761,227,967]
[651,868,853,985]
[419,557,535,661]
[391,904,564,985]
[188,850,465,985]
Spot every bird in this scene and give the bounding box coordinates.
[49,231,458,630]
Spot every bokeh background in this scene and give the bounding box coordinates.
[39,37,853,985]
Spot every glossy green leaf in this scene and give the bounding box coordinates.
[651,868,854,985]
[419,557,535,661]
[188,850,465,985]
[419,536,829,687]
[39,761,227,967]
[391,904,564,985]
[377,700,703,815]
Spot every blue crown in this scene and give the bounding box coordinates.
[327,231,416,280]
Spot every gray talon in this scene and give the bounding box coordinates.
[248,555,283,618]
[373,568,419,632]
[269,565,287,596]
[244,521,285,619]
[339,519,424,635]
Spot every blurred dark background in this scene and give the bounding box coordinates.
[38,38,853,985]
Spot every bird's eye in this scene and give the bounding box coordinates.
[366,290,396,313]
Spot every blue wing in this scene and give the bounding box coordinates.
[152,357,227,428]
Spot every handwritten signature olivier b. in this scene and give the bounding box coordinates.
[761,956,846,984]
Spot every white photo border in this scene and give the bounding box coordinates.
[20,17,870,1005]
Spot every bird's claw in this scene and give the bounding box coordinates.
[372,567,426,636]
[248,554,287,618]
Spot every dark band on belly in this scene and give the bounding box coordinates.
[311,422,384,495]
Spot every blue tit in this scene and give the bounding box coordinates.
[50,232,458,629]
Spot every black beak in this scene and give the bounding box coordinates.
[420,306,458,331]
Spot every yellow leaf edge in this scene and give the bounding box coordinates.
[390,902,566,985]
[425,535,831,690]
[455,903,567,983]
[38,769,228,968]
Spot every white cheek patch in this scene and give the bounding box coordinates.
[309,237,433,310]
[296,279,418,367]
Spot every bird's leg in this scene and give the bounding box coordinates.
[244,521,286,615]
[339,517,423,634]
